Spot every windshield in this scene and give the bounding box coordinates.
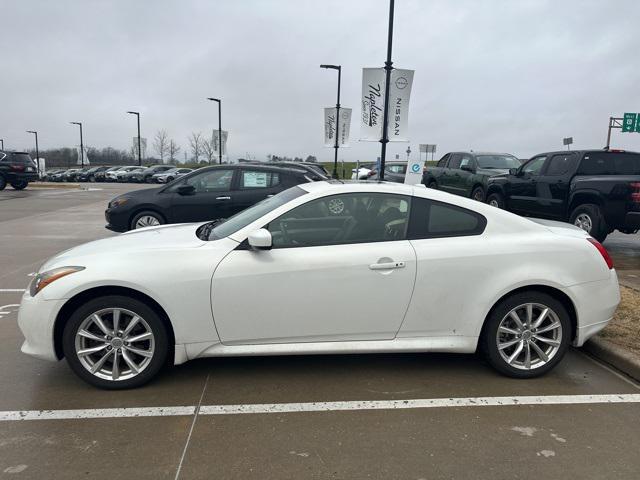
[206,186,307,240]
[476,155,521,169]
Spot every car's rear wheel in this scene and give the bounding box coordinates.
[481,291,570,378]
[62,295,169,389]
[130,211,165,230]
[570,204,607,242]
[11,180,28,190]
[487,192,505,208]
[471,186,485,202]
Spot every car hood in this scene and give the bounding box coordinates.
[40,223,209,271]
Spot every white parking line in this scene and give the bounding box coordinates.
[1,394,639,422]
[0,289,25,293]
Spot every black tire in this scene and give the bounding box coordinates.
[145,176,153,183]
[165,176,174,183]
[427,180,437,189]
[471,186,485,202]
[10,180,28,190]
[0,175,6,191]
[480,291,571,378]
[62,295,169,389]
[569,204,607,242]
[487,192,505,209]
[130,210,165,230]
[89,175,96,182]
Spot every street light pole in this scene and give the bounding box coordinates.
[379,0,396,182]
[207,98,223,164]
[26,130,39,176]
[70,122,84,167]
[605,116,623,150]
[127,111,142,166]
[320,64,342,179]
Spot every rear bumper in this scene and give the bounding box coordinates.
[569,271,620,347]
[4,172,39,183]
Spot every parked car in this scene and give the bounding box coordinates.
[268,162,328,180]
[77,166,110,182]
[486,149,640,242]
[351,163,376,180]
[20,181,619,388]
[0,151,39,190]
[95,166,122,182]
[105,166,139,182]
[62,168,81,182]
[129,165,176,183]
[152,167,193,183]
[42,168,66,182]
[49,170,69,182]
[368,161,408,183]
[119,167,146,182]
[105,164,316,231]
[423,152,521,202]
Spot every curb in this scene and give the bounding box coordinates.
[583,336,640,382]
[29,183,81,190]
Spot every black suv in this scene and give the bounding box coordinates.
[105,164,316,231]
[77,166,111,182]
[129,165,177,183]
[486,149,640,241]
[0,151,39,190]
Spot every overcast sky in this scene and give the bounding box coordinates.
[1,0,639,162]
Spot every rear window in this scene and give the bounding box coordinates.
[408,197,486,239]
[578,152,640,175]
[4,153,35,165]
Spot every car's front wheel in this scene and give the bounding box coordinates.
[487,192,505,209]
[471,186,485,202]
[62,295,169,389]
[130,210,165,230]
[480,291,570,378]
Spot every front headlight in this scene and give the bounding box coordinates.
[109,196,129,208]
[29,266,85,297]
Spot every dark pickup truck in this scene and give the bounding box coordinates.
[423,152,521,201]
[486,149,640,242]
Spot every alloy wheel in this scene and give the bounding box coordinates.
[135,215,160,229]
[574,213,592,233]
[496,302,562,371]
[74,308,155,381]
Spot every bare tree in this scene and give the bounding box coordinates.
[188,132,203,163]
[168,140,181,163]
[153,130,169,163]
[202,135,217,164]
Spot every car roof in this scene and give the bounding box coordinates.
[197,164,310,175]
[448,151,515,156]
[531,149,640,157]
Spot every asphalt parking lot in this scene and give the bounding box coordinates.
[1,184,639,479]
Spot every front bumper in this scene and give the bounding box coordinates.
[17,290,67,362]
[570,271,620,347]
[623,212,640,231]
[104,208,129,232]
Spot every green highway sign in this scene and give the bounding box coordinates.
[622,112,639,132]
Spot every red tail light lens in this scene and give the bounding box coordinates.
[587,238,613,269]
[630,182,640,204]
[10,164,25,172]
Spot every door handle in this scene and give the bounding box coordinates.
[216,196,231,200]
[369,261,406,270]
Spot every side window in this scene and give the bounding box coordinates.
[437,154,450,168]
[408,197,486,239]
[267,193,411,248]
[184,169,233,193]
[448,154,462,170]
[459,155,474,169]
[522,156,547,176]
[545,154,577,176]
[241,170,279,189]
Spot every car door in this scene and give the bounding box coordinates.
[211,192,417,345]
[167,168,236,222]
[230,169,286,217]
[530,153,578,219]
[439,154,460,194]
[508,155,547,215]
[453,153,476,196]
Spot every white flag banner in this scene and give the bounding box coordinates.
[388,69,414,142]
[360,68,385,141]
[324,108,352,147]
[76,146,91,165]
[212,130,228,156]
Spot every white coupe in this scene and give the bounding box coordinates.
[18,181,619,389]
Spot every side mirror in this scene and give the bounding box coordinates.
[247,228,272,250]
[460,164,474,172]
[177,184,196,196]
[509,168,519,176]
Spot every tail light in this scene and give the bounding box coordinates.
[587,238,613,269]
[630,182,640,204]
[10,164,25,172]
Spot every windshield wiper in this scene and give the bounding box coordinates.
[198,218,226,240]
